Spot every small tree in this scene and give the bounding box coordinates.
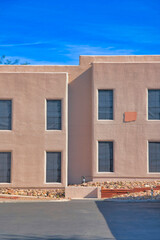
[0,55,29,65]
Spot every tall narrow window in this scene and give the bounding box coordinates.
[0,100,12,130]
[98,142,113,172]
[149,142,160,172]
[0,152,11,183]
[47,100,61,130]
[46,152,61,183]
[98,90,113,120]
[148,90,160,120]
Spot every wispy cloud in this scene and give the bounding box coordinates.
[0,0,159,65]
[4,44,136,65]
[63,44,136,60]
[0,41,47,47]
[3,55,69,65]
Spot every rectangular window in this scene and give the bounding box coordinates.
[47,100,61,130]
[149,142,160,172]
[148,90,160,120]
[0,100,12,130]
[98,90,113,120]
[0,152,11,183]
[98,141,113,172]
[46,152,61,183]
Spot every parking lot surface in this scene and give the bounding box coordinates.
[0,200,160,240]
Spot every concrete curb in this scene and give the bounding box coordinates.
[0,194,67,201]
[70,198,102,201]
[103,199,160,203]
[0,199,70,203]
[1,198,160,203]
[0,194,39,199]
[70,198,160,203]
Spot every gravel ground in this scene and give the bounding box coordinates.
[110,190,160,200]
[0,188,65,199]
[69,180,160,189]
[70,180,160,200]
[0,181,160,201]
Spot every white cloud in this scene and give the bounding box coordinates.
[0,41,47,47]
[2,55,69,65]
[2,44,136,65]
[64,44,135,60]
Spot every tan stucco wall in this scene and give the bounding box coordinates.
[0,64,93,185]
[0,55,160,186]
[92,62,160,180]
[0,72,68,187]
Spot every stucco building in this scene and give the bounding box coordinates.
[0,55,160,188]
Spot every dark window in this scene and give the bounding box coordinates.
[98,142,113,172]
[0,100,12,130]
[0,152,11,182]
[47,100,61,130]
[98,90,113,120]
[148,90,160,120]
[46,152,61,182]
[149,142,160,172]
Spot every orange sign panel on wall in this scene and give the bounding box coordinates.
[124,112,137,122]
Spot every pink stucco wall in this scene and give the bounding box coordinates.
[0,55,159,187]
[92,62,160,181]
[0,73,68,187]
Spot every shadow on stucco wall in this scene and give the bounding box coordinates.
[68,67,92,185]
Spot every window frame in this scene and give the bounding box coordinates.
[46,99,62,131]
[148,141,160,173]
[98,141,114,173]
[148,89,160,121]
[45,151,62,184]
[97,89,114,121]
[0,99,12,131]
[0,151,12,183]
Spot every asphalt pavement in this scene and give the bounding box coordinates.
[0,200,160,240]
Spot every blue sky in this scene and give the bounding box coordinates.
[0,0,160,65]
